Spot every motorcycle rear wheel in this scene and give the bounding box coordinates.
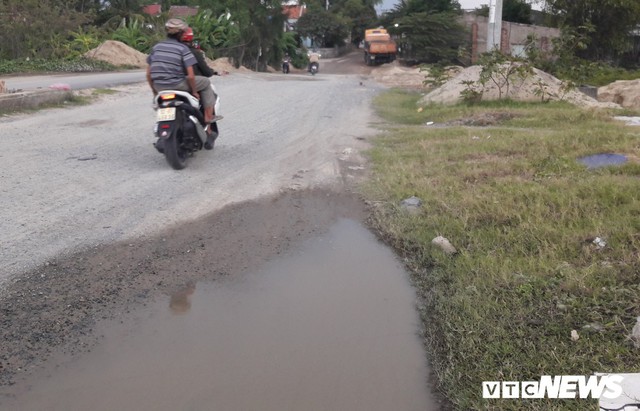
[164,129,188,170]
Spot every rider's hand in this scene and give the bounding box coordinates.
[192,91,200,100]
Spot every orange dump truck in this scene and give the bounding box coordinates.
[363,28,397,66]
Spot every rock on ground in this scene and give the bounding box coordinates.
[598,79,640,109]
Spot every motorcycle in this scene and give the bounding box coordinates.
[282,60,290,74]
[152,84,221,170]
[309,62,319,75]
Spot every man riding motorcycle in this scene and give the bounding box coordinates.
[146,18,217,150]
[307,49,320,73]
[282,53,291,73]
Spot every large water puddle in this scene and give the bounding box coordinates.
[3,219,440,411]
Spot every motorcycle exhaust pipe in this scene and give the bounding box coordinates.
[189,115,207,145]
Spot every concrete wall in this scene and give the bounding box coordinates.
[462,14,560,64]
[315,44,353,59]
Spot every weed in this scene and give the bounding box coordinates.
[364,90,640,410]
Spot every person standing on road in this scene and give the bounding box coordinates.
[146,18,218,145]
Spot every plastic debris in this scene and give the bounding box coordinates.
[632,317,640,348]
[432,236,457,254]
[49,83,71,91]
[571,330,580,341]
[593,237,607,249]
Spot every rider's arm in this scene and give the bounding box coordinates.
[193,48,215,77]
[146,65,156,94]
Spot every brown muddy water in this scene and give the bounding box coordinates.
[2,219,441,411]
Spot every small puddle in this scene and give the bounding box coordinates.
[3,219,440,411]
[578,153,627,169]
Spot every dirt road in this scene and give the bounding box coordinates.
[0,52,386,387]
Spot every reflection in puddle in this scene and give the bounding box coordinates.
[578,153,627,169]
[2,219,440,411]
[169,282,196,315]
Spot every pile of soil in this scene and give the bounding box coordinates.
[85,41,240,74]
[419,65,620,109]
[205,57,238,74]
[370,61,428,89]
[85,40,149,68]
[598,79,640,109]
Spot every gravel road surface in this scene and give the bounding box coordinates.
[0,52,395,390]
[0,62,380,283]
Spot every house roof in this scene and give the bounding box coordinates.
[282,5,306,20]
[169,5,199,18]
[142,4,162,16]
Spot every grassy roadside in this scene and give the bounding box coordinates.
[0,88,117,116]
[362,90,640,410]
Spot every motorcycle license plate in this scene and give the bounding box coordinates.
[156,107,176,121]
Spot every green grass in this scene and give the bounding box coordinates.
[92,88,119,95]
[364,90,640,410]
[0,93,91,116]
[0,58,119,75]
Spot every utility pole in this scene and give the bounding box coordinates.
[486,0,503,52]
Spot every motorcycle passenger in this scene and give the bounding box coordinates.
[180,27,225,79]
[146,18,217,146]
[307,49,320,72]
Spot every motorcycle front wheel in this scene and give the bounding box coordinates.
[164,128,188,170]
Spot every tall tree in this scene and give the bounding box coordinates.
[296,4,349,48]
[544,0,640,61]
[0,0,90,59]
[334,0,378,45]
[390,11,467,63]
[476,0,532,25]
[215,0,286,70]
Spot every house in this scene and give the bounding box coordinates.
[462,12,560,63]
[141,4,200,19]
[282,0,306,32]
[142,3,162,17]
[168,5,199,18]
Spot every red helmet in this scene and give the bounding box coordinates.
[181,27,194,43]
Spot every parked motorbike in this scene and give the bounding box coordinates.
[309,62,319,75]
[152,84,221,170]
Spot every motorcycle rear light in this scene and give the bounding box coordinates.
[161,124,171,129]
[161,94,176,100]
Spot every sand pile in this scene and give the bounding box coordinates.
[420,65,619,108]
[204,57,239,74]
[598,79,640,109]
[85,40,148,68]
[370,61,428,89]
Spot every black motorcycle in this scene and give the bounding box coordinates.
[153,89,220,170]
[309,62,319,75]
[282,60,290,74]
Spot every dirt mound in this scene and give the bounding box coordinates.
[85,40,148,68]
[598,79,640,108]
[420,65,619,109]
[205,57,239,74]
[370,61,427,89]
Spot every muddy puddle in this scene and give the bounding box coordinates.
[2,219,441,411]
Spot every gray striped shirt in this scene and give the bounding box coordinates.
[147,38,197,87]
